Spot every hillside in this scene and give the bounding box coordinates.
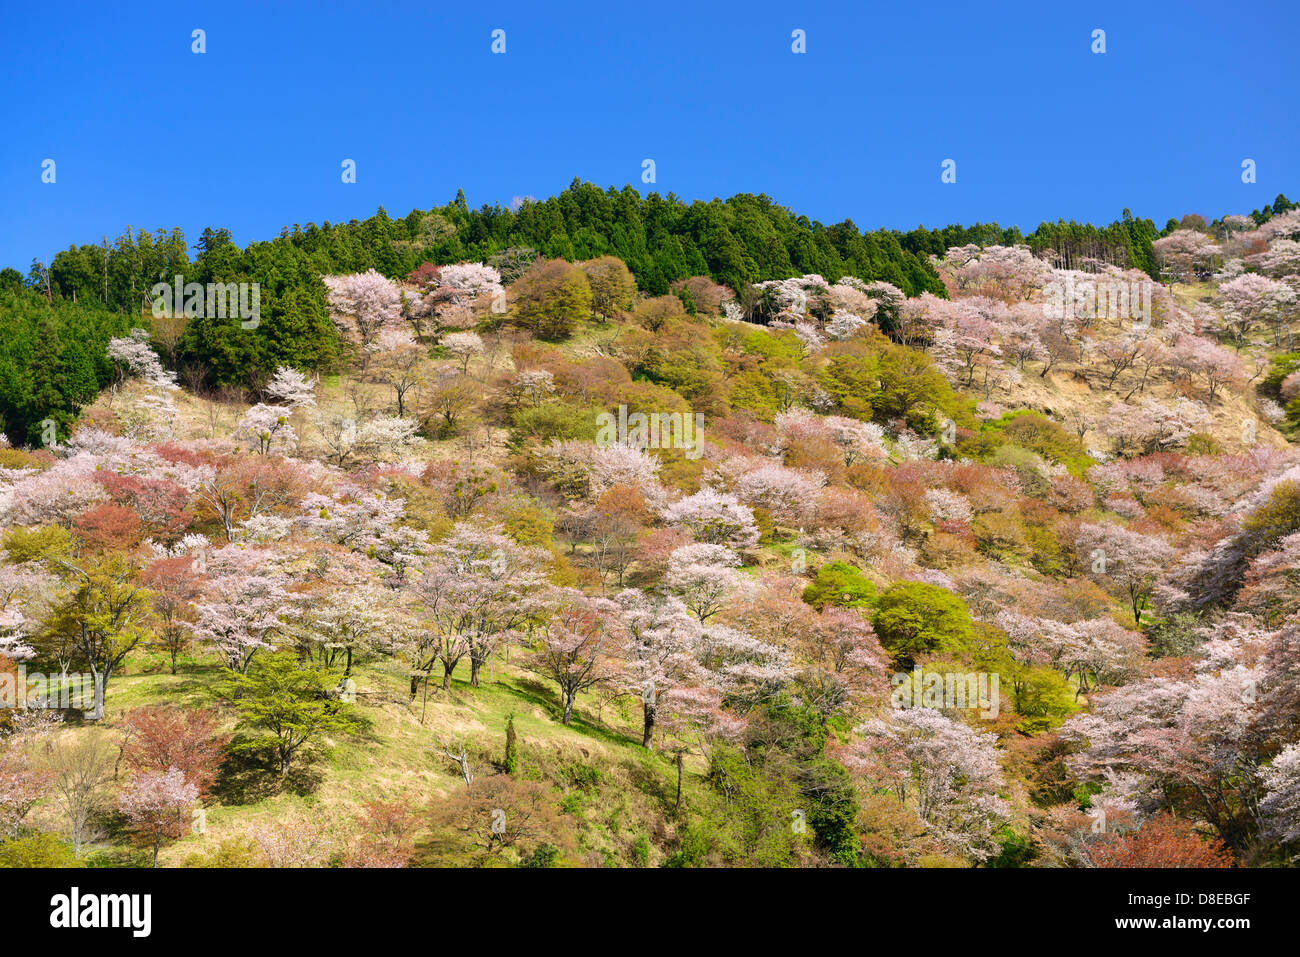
[3,196,1300,870]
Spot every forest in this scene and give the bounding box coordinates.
[2,184,1300,869]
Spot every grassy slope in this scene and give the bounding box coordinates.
[55,285,1292,866]
[28,649,698,867]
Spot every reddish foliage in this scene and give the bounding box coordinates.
[344,799,421,868]
[119,706,230,799]
[72,502,144,550]
[92,471,191,536]
[1089,814,1234,868]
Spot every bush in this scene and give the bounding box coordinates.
[508,259,592,340]
[872,581,974,664]
[0,832,79,868]
[802,561,877,610]
[508,402,600,450]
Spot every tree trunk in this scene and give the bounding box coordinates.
[642,704,655,749]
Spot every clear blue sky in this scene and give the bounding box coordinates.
[2,0,1297,271]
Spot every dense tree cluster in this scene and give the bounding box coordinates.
[2,186,1300,869]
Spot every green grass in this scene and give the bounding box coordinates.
[57,646,700,867]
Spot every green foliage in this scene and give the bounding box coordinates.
[1258,352,1300,401]
[966,410,1094,478]
[499,502,554,548]
[504,714,519,775]
[624,334,727,412]
[182,837,264,868]
[1147,611,1205,658]
[692,744,808,867]
[2,524,74,564]
[802,561,877,610]
[1242,480,1300,557]
[508,260,592,340]
[521,843,560,868]
[816,339,961,431]
[986,827,1038,868]
[872,582,974,665]
[29,183,955,388]
[0,832,79,868]
[227,652,369,774]
[0,288,134,445]
[724,326,805,364]
[901,212,1161,279]
[1009,666,1079,733]
[508,402,599,450]
[725,370,782,417]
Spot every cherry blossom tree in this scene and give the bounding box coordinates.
[660,488,760,548]
[935,245,1053,302]
[1087,813,1233,867]
[536,440,665,507]
[196,457,306,542]
[410,524,548,690]
[235,403,296,455]
[1219,273,1298,348]
[0,561,56,663]
[2,469,109,527]
[1076,522,1175,625]
[436,262,504,309]
[119,706,228,799]
[1246,238,1300,278]
[662,544,743,623]
[1153,230,1220,283]
[286,583,413,678]
[138,556,204,674]
[1237,531,1300,626]
[1166,335,1245,402]
[714,458,825,525]
[1099,397,1210,457]
[324,270,402,368]
[848,708,1010,861]
[296,489,405,552]
[106,329,179,440]
[264,366,317,409]
[1061,658,1269,852]
[615,590,704,747]
[443,331,485,374]
[1260,743,1300,847]
[117,767,198,866]
[796,607,887,721]
[527,588,625,724]
[192,570,288,673]
[0,717,57,837]
[694,622,792,712]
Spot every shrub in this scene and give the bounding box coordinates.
[872,581,974,664]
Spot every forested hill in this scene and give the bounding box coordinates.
[39,180,949,305]
[3,182,1293,445]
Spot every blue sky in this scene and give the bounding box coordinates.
[1,0,1297,271]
